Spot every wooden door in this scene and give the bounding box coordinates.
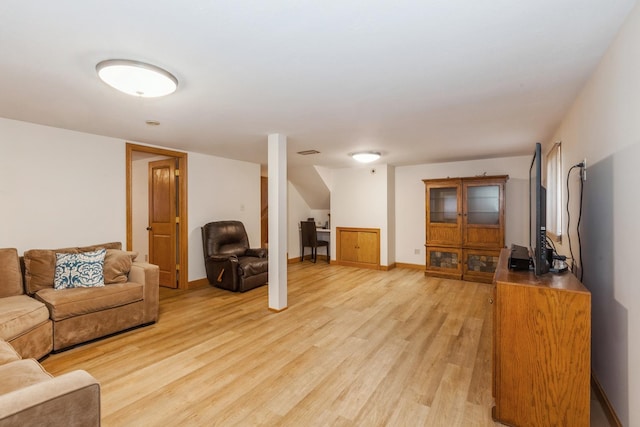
[462,177,506,248]
[462,248,501,283]
[148,159,178,288]
[425,246,463,279]
[339,230,359,262]
[357,231,379,264]
[425,179,462,246]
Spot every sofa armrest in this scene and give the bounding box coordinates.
[0,370,100,426]
[128,261,160,324]
[246,248,267,258]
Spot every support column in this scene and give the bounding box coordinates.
[268,133,287,311]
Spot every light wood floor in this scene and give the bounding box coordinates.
[40,263,603,426]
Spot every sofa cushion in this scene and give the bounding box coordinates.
[35,282,143,321]
[54,249,106,289]
[0,358,53,395]
[104,249,138,284]
[0,295,51,342]
[0,248,23,298]
[23,247,78,295]
[0,339,21,366]
[23,242,122,295]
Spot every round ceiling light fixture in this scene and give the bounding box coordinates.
[350,151,381,163]
[96,59,178,98]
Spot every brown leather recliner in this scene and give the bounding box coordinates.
[201,220,268,292]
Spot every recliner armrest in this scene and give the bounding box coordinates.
[207,255,238,263]
[245,248,267,258]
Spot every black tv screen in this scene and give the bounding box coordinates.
[529,142,550,275]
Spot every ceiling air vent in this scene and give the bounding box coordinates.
[297,150,320,155]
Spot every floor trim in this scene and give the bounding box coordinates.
[187,278,210,289]
[395,262,424,270]
[592,372,622,427]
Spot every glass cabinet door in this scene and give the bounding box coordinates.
[426,180,463,246]
[429,187,459,224]
[462,179,505,248]
[466,185,500,225]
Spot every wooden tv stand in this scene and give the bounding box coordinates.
[492,249,591,426]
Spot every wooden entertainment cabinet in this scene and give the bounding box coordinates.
[424,175,507,283]
[492,249,591,426]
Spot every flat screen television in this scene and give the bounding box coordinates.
[529,142,550,275]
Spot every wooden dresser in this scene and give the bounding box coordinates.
[492,249,591,426]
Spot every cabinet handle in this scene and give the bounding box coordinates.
[488,298,494,304]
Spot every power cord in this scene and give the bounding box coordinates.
[566,162,585,280]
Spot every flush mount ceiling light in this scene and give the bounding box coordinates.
[350,151,381,163]
[96,59,178,97]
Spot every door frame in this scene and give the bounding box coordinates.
[126,143,189,289]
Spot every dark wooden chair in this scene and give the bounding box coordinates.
[300,221,329,263]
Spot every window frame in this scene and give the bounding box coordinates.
[544,142,562,242]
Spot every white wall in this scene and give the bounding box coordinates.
[309,209,330,228]
[548,3,640,424]
[330,164,390,265]
[0,118,127,251]
[394,156,531,265]
[188,152,261,281]
[0,117,263,285]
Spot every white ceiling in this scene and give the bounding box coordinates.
[0,1,636,170]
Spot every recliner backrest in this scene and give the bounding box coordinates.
[202,221,250,258]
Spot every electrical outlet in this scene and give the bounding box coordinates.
[582,158,587,181]
[414,248,420,255]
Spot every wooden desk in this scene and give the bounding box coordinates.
[492,248,591,426]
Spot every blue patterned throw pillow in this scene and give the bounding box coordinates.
[54,249,106,289]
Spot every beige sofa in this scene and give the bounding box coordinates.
[0,243,158,425]
[0,248,52,360]
[0,338,100,426]
[22,242,160,353]
[1,242,159,355]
